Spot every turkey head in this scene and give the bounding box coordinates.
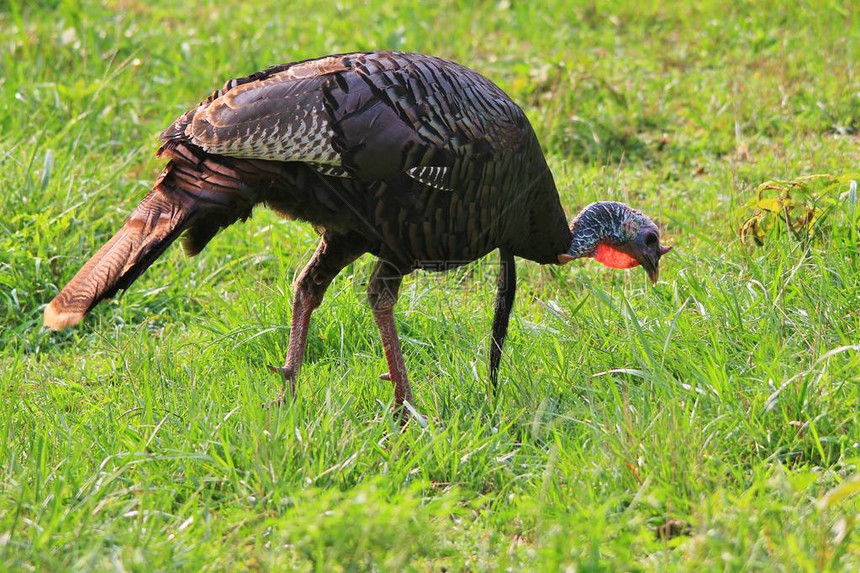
[557,201,672,283]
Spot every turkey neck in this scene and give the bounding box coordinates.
[566,218,603,259]
[565,201,632,260]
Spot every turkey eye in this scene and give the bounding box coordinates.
[644,232,658,246]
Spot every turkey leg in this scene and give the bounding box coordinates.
[489,249,517,388]
[367,261,415,415]
[267,232,366,403]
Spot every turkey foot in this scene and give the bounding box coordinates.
[261,365,296,408]
[377,371,425,425]
[264,233,367,408]
[372,307,416,423]
[367,263,418,423]
[378,372,425,424]
[261,392,289,409]
[265,364,297,404]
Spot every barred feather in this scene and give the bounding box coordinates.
[45,144,254,330]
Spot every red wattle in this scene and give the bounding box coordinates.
[593,243,640,269]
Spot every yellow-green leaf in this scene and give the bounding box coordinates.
[817,475,860,509]
[756,198,783,212]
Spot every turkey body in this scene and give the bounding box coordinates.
[160,51,571,269]
[46,51,579,414]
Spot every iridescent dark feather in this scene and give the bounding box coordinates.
[156,51,572,270]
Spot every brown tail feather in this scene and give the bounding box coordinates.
[45,143,257,331]
[44,188,199,331]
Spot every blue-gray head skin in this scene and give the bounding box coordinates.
[558,201,672,284]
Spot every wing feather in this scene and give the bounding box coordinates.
[187,73,339,164]
[160,52,533,186]
[161,56,355,166]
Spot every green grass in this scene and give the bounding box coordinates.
[2,0,859,569]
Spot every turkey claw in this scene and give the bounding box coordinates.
[396,401,428,428]
[379,372,391,381]
[267,364,297,400]
[267,364,292,376]
[261,391,289,409]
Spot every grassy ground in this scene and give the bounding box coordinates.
[2,0,859,570]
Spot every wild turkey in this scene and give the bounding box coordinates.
[44,51,671,413]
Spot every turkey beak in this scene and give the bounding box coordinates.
[635,239,672,285]
[642,255,659,285]
[643,244,672,284]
